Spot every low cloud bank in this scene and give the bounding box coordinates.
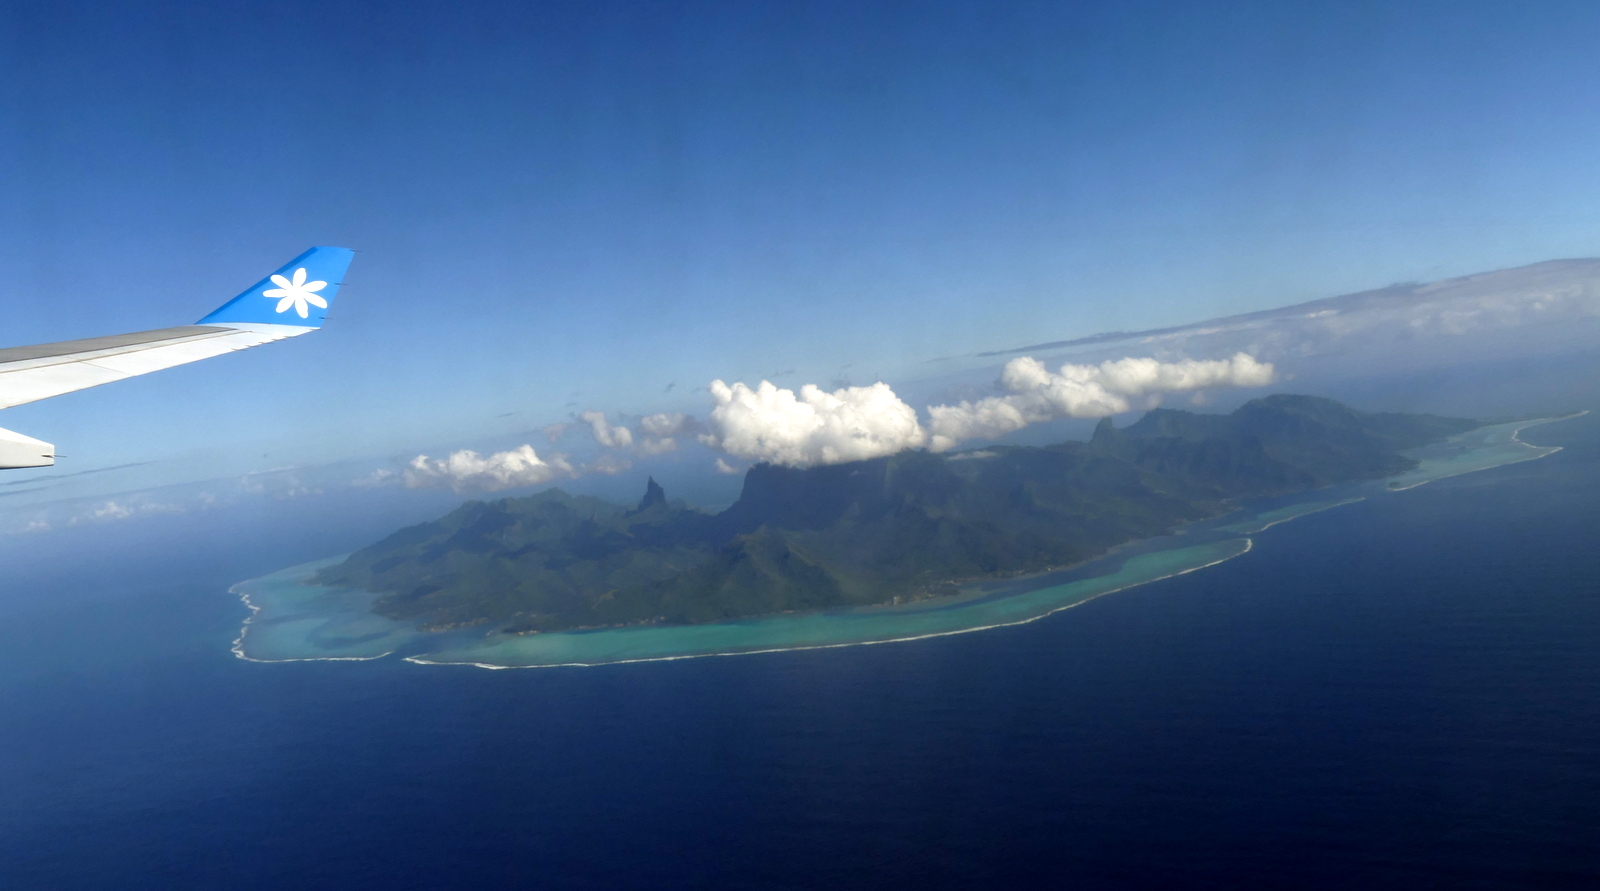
[701,380,928,468]
[404,445,574,494]
[926,352,1275,451]
[981,261,1600,375]
[694,353,1273,466]
[395,414,703,496]
[392,354,1272,488]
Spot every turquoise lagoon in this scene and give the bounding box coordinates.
[232,416,1577,668]
[1385,415,1573,489]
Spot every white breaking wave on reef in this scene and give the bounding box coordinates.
[229,581,394,664]
[1385,413,1582,491]
[400,540,1256,671]
[231,412,1585,669]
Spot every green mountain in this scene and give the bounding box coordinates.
[314,396,1476,632]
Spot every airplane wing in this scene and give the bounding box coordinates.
[0,246,355,470]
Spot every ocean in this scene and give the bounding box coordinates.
[1,414,1597,889]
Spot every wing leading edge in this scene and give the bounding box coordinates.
[0,247,354,469]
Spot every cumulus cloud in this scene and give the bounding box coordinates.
[408,357,1266,481]
[575,410,702,456]
[66,499,183,526]
[580,411,633,449]
[404,445,574,494]
[640,412,700,437]
[927,352,1275,451]
[702,380,928,468]
[635,412,704,455]
[394,412,705,497]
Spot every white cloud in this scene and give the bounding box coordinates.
[577,410,702,457]
[927,352,1275,451]
[636,414,704,455]
[66,499,184,526]
[640,412,697,437]
[714,457,742,475]
[702,380,928,468]
[580,411,633,448]
[91,501,135,521]
[404,445,574,494]
[393,411,704,498]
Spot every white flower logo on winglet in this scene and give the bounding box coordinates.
[262,267,328,319]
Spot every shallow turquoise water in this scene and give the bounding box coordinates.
[1384,415,1569,490]
[232,416,1577,668]
[232,557,421,662]
[409,538,1253,667]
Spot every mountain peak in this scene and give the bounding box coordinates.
[636,476,667,512]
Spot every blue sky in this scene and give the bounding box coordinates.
[5,1,1600,489]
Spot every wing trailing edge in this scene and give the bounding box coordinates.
[0,247,354,469]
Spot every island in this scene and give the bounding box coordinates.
[313,395,1478,634]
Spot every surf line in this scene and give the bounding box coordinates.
[1388,411,1584,492]
[1227,498,1367,534]
[1512,410,1586,447]
[229,581,393,664]
[400,539,1257,671]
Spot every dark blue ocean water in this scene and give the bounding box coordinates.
[2,417,1599,889]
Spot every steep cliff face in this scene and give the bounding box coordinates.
[313,397,1477,631]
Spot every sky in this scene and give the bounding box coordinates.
[6,0,1600,498]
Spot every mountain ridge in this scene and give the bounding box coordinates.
[313,395,1478,632]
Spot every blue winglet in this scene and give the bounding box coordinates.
[197,247,355,327]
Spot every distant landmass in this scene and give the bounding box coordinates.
[314,395,1477,633]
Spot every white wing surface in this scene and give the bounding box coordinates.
[0,247,354,469]
[0,324,310,411]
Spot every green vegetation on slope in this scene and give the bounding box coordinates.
[314,395,1476,631]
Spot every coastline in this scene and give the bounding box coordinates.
[228,412,1583,669]
[400,538,1255,669]
[401,540,1255,670]
[231,578,395,663]
[227,555,418,663]
[1383,413,1580,491]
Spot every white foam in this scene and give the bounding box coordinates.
[230,580,393,664]
[402,539,1256,670]
[1386,412,1582,491]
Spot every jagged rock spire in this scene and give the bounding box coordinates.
[636,476,667,512]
